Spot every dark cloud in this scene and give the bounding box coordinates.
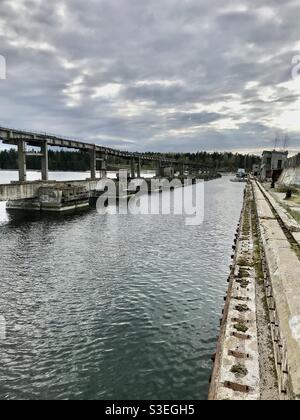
[0,0,300,154]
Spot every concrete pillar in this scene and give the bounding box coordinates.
[156,160,162,178]
[18,140,27,182]
[90,148,97,180]
[137,157,142,178]
[41,140,49,181]
[180,162,185,176]
[131,158,136,178]
[100,155,107,178]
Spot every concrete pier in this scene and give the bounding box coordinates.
[209,184,262,400]
[6,184,90,211]
[0,125,222,211]
[210,179,300,400]
[253,182,300,399]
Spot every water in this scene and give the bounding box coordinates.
[0,171,245,400]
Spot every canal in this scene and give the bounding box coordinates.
[0,172,244,400]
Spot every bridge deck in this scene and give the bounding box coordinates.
[0,126,181,164]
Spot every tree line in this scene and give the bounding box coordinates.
[0,149,91,172]
[0,149,261,172]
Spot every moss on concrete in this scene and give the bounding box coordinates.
[231,364,248,377]
[237,278,250,288]
[238,257,249,267]
[235,304,250,313]
[234,323,249,333]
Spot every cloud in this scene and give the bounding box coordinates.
[0,0,300,154]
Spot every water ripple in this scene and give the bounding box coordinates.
[0,174,244,400]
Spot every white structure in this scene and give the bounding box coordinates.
[260,150,288,181]
[278,153,300,187]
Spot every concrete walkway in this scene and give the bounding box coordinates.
[254,182,300,399]
[210,180,300,400]
[209,185,261,400]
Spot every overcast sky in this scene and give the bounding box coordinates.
[0,0,300,154]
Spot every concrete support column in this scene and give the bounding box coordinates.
[18,140,27,182]
[156,160,162,178]
[41,140,49,181]
[179,162,184,176]
[90,148,97,180]
[131,158,136,179]
[100,155,107,178]
[137,157,142,178]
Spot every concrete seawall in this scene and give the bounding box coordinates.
[209,184,262,400]
[254,182,300,399]
[209,179,300,400]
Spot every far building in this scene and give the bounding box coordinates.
[260,150,288,181]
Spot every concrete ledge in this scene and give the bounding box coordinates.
[254,181,300,399]
[209,185,261,400]
[261,186,300,247]
[253,184,275,220]
[0,179,103,202]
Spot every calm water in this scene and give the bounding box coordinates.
[0,171,244,400]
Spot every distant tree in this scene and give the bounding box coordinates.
[0,149,261,172]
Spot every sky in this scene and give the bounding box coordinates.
[0,0,300,154]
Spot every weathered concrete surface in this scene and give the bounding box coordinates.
[209,186,261,400]
[0,179,103,202]
[278,167,300,188]
[6,185,91,211]
[0,176,208,203]
[254,182,300,399]
[0,182,41,201]
[253,186,275,221]
[261,186,300,247]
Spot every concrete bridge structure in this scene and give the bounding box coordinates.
[0,126,216,209]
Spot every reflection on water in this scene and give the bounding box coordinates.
[0,172,244,400]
